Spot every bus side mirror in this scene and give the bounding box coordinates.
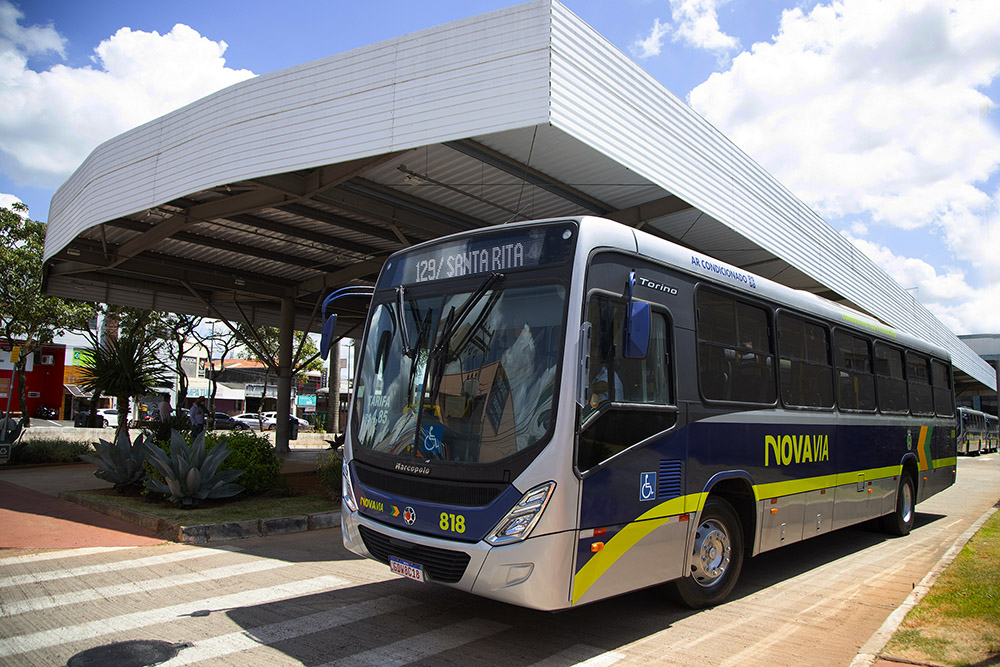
[624,302,650,359]
[320,314,338,360]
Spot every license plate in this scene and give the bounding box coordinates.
[389,556,425,583]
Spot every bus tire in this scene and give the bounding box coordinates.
[667,496,744,609]
[880,474,916,536]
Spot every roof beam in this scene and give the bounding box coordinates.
[105,219,329,270]
[49,241,299,299]
[103,152,403,268]
[225,213,384,257]
[325,180,484,237]
[606,195,693,227]
[275,202,403,245]
[444,139,614,215]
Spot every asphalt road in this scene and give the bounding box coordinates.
[1,455,997,666]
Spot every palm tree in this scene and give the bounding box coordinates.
[78,318,172,441]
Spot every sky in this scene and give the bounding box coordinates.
[1,0,998,336]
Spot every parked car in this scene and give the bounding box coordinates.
[262,412,312,431]
[211,412,249,430]
[80,408,119,428]
[232,412,277,430]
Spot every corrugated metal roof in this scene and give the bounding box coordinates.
[42,0,995,390]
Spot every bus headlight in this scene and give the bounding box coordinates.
[486,482,556,546]
[342,463,359,513]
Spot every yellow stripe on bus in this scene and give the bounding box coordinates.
[571,493,705,604]
[571,456,954,604]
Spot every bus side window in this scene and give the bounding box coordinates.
[875,342,907,413]
[696,289,775,404]
[834,330,876,411]
[777,312,834,409]
[906,352,934,415]
[931,358,954,417]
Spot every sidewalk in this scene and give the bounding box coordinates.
[0,448,330,550]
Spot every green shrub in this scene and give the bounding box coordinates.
[209,430,282,495]
[144,430,244,508]
[315,450,343,501]
[9,439,90,465]
[80,431,147,493]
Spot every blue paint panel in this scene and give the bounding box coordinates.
[580,416,956,530]
[349,462,521,542]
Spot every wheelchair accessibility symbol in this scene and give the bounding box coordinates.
[421,425,443,455]
[639,472,656,502]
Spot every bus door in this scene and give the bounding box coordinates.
[571,254,684,605]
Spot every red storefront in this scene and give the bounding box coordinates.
[0,344,68,419]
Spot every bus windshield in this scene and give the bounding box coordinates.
[353,282,566,464]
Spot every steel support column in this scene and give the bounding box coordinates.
[275,297,294,453]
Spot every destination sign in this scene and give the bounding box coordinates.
[378,222,577,287]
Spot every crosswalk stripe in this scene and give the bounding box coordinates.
[161,595,420,665]
[0,546,137,568]
[527,645,627,667]
[0,548,218,587]
[321,618,511,667]
[2,558,293,616]
[0,575,350,659]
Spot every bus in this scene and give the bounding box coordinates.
[321,216,958,610]
[987,414,999,453]
[957,407,987,455]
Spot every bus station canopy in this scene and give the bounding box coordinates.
[42,0,996,392]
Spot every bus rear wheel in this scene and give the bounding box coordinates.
[668,496,744,609]
[880,474,915,536]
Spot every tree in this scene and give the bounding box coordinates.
[148,312,201,408]
[191,321,240,429]
[0,203,96,426]
[77,310,172,441]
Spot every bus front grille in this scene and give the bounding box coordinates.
[354,461,506,507]
[359,525,471,584]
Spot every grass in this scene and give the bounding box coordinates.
[883,508,1000,666]
[72,474,339,525]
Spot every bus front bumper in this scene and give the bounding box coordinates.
[342,509,575,611]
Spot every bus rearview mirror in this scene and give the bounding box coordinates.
[624,302,650,359]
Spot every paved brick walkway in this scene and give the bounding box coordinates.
[0,479,163,549]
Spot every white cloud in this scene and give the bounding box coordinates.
[631,0,738,61]
[632,18,670,59]
[0,192,24,211]
[0,2,64,57]
[845,234,1000,334]
[670,0,739,55]
[0,2,255,189]
[688,0,1000,274]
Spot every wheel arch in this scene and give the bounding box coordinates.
[701,471,757,559]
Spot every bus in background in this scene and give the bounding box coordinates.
[322,216,958,611]
[986,414,999,453]
[957,407,987,455]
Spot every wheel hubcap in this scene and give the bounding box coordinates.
[691,519,731,588]
[901,482,914,524]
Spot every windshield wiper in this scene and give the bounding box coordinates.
[425,272,505,409]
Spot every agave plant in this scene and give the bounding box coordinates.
[81,430,148,493]
[143,430,244,508]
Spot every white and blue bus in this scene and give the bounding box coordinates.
[957,407,988,455]
[322,216,957,610]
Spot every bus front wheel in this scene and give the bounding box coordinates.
[880,474,915,536]
[668,496,744,609]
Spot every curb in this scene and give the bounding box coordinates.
[60,492,340,544]
[850,504,999,667]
